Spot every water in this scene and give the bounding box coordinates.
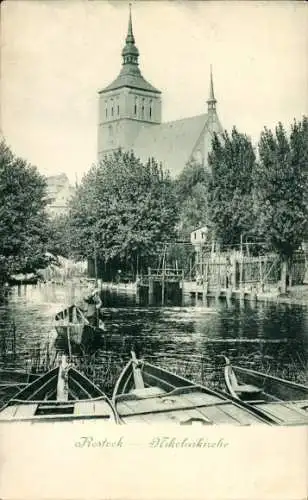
[0,283,307,396]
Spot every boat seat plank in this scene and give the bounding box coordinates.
[74,400,112,417]
[175,391,222,406]
[235,384,261,394]
[116,392,239,418]
[129,387,165,398]
[116,393,210,415]
[121,407,212,424]
[74,401,95,416]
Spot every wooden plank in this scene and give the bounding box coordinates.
[257,403,308,424]
[0,405,19,419]
[196,404,246,424]
[74,401,95,416]
[93,400,114,417]
[217,403,264,424]
[175,391,222,406]
[14,404,38,419]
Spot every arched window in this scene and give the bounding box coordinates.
[117,104,120,115]
[134,97,138,116]
[141,98,145,119]
[149,100,152,119]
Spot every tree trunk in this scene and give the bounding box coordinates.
[280,259,288,294]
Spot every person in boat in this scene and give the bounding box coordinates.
[82,287,104,328]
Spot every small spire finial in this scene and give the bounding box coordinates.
[207,65,217,112]
[126,3,134,44]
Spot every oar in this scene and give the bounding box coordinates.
[131,351,145,389]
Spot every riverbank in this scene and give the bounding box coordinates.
[99,279,308,306]
[276,285,308,306]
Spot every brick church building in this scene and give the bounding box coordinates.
[97,7,223,177]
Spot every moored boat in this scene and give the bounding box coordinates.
[222,357,308,425]
[112,352,274,425]
[0,356,118,423]
[0,369,40,406]
[54,304,104,347]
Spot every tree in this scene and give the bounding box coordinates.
[175,161,210,239]
[255,118,308,291]
[68,150,178,276]
[46,214,71,258]
[0,140,49,281]
[207,128,256,248]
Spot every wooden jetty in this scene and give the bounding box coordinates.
[137,267,184,304]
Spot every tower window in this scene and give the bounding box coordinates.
[141,99,145,118]
[105,108,108,118]
[117,104,120,115]
[149,100,152,119]
[134,98,138,116]
[111,106,114,117]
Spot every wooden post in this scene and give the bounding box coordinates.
[161,246,166,305]
[56,355,69,401]
[280,259,287,294]
[148,267,154,304]
[131,351,145,389]
[181,269,185,305]
[67,325,72,360]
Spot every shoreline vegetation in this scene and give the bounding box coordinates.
[1,117,307,302]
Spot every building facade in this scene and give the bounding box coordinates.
[45,173,75,218]
[97,7,224,177]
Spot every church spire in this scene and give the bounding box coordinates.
[121,4,140,70]
[126,3,134,44]
[207,65,217,112]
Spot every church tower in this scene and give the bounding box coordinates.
[97,6,162,160]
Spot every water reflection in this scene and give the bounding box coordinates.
[0,283,307,391]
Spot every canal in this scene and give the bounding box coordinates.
[0,282,307,397]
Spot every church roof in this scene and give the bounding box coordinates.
[100,71,161,94]
[132,114,209,176]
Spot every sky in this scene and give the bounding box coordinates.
[1,0,308,182]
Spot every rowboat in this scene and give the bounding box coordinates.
[0,356,118,423]
[54,304,104,346]
[222,357,308,425]
[112,352,274,425]
[0,368,40,406]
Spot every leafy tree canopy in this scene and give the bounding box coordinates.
[255,118,308,259]
[207,127,256,247]
[0,140,49,279]
[68,150,178,273]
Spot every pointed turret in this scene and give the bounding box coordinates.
[207,65,217,112]
[100,4,161,94]
[121,4,140,70]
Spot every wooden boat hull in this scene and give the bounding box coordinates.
[55,304,100,346]
[55,323,84,345]
[0,361,118,423]
[223,362,308,426]
[112,356,274,425]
